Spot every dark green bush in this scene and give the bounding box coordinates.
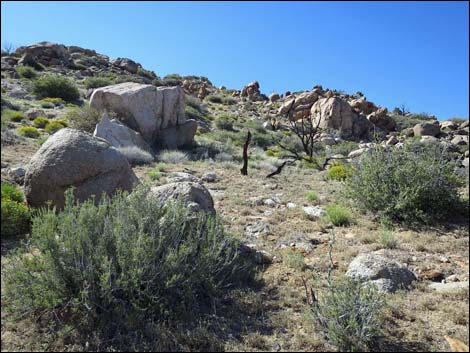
[3,186,253,349]
[83,76,113,89]
[1,183,30,237]
[346,143,464,226]
[32,116,49,128]
[66,106,103,133]
[17,65,37,79]
[16,126,40,138]
[311,278,385,352]
[206,94,223,104]
[33,75,80,102]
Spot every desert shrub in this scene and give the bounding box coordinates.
[284,249,306,271]
[325,204,352,226]
[206,94,223,104]
[17,126,40,138]
[32,116,49,128]
[137,67,156,80]
[215,115,235,130]
[222,96,237,105]
[378,230,398,249]
[1,183,30,237]
[17,65,37,79]
[83,76,113,89]
[3,186,253,350]
[326,165,352,181]
[345,144,464,226]
[214,152,234,162]
[45,120,67,134]
[148,169,161,181]
[331,141,359,156]
[158,150,189,164]
[1,182,24,202]
[66,106,103,133]
[33,75,80,102]
[2,109,24,122]
[39,97,66,107]
[116,145,154,165]
[311,277,385,352]
[449,117,467,125]
[306,190,318,202]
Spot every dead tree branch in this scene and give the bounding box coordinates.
[240,130,251,176]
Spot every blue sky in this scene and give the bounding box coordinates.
[1,1,468,119]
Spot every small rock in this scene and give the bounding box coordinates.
[429,281,469,293]
[445,274,460,283]
[254,250,273,264]
[302,206,325,220]
[202,172,217,182]
[286,202,297,209]
[263,199,276,207]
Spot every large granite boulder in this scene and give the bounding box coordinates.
[154,119,198,149]
[89,82,188,145]
[24,128,138,209]
[367,107,396,131]
[311,97,372,138]
[413,122,440,137]
[149,181,215,214]
[16,41,71,67]
[93,114,153,155]
[111,57,140,74]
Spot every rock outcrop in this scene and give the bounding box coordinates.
[89,82,196,148]
[311,97,372,138]
[413,122,441,137]
[240,81,266,101]
[24,128,138,208]
[93,114,153,155]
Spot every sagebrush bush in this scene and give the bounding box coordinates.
[33,75,80,102]
[311,278,385,352]
[215,115,234,130]
[66,106,103,132]
[158,149,189,164]
[346,143,464,226]
[32,116,49,128]
[116,145,154,165]
[306,190,318,202]
[83,76,113,89]
[148,169,161,181]
[16,126,40,138]
[45,120,67,134]
[3,187,252,349]
[39,97,66,107]
[326,164,352,181]
[1,183,30,237]
[206,94,223,104]
[17,65,37,79]
[325,204,352,226]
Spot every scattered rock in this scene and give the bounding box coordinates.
[269,93,280,102]
[413,122,440,137]
[429,281,469,294]
[346,252,416,293]
[302,206,325,220]
[167,172,201,183]
[202,172,217,182]
[254,250,274,264]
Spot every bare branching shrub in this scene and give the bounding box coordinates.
[66,106,104,133]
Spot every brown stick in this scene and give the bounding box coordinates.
[266,161,287,178]
[240,131,251,176]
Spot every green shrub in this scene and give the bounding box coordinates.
[16,126,40,138]
[45,120,67,134]
[148,169,161,181]
[1,183,30,237]
[39,97,66,107]
[326,165,352,181]
[33,75,80,102]
[215,115,234,130]
[137,67,156,80]
[378,230,398,249]
[83,76,113,89]
[306,190,318,202]
[311,278,385,352]
[325,204,352,226]
[284,249,306,271]
[32,116,49,128]
[1,182,24,202]
[2,109,24,122]
[66,106,103,133]
[17,65,37,79]
[3,187,252,349]
[206,94,223,104]
[345,144,464,226]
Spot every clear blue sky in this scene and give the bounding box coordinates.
[1,1,468,119]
